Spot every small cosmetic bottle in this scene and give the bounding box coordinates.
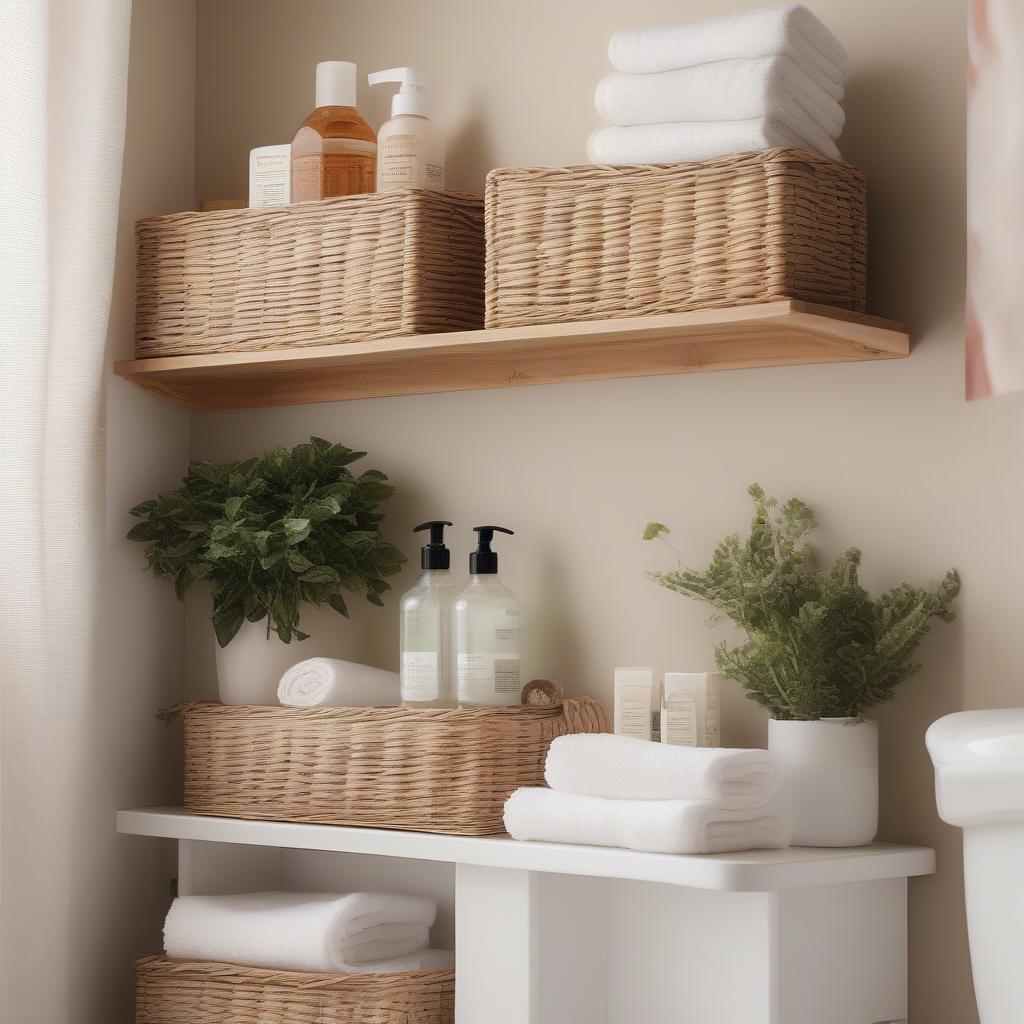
[291,61,377,201]
[613,667,655,741]
[661,672,721,747]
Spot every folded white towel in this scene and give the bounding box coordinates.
[504,787,792,855]
[587,119,840,166]
[164,891,435,973]
[354,948,456,974]
[278,658,400,708]
[545,734,782,810]
[609,5,847,99]
[595,55,844,138]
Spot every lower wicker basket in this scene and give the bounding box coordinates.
[135,956,455,1024]
[183,697,610,835]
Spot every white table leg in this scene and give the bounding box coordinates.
[456,863,539,1024]
[777,877,908,1024]
[455,865,611,1024]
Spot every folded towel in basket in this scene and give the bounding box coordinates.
[595,55,844,138]
[164,891,435,973]
[504,787,792,855]
[608,5,848,99]
[587,118,841,166]
[277,657,400,708]
[545,734,782,809]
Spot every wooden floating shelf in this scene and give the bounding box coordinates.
[113,301,910,411]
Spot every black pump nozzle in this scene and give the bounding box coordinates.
[470,525,514,575]
[414,520,452,570]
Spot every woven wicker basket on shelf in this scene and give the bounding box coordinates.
[135,189,485,358]
[484,148,867,329]
[183,697,610,835]
[135,956,455,1024]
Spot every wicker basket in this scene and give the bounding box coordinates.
[184,697,610,835]
[484,148,867,329]
[135,956,454,1024]
[135,189,485,358]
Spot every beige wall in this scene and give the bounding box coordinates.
[189,2,993,1020]
[96,1,194,1018]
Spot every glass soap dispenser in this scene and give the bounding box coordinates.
[454,526,521,708]
[399,521,457,708]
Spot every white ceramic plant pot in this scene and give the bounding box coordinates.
[768,717,879,847]
[213,618,305,705]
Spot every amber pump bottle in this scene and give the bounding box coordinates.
[291,61,377,201]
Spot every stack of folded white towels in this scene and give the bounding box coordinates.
[588,4,848,166]
[504,734,792,855]
[164,890,454,974]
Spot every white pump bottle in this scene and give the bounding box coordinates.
[367,67,445,192]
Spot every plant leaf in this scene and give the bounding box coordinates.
[643,522,670,541]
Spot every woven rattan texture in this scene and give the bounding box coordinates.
[484,149,867,329]
[135,190,484,357]
[183,697,611,835]
[135,956,455,1024]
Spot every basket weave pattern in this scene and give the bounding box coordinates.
[135,956,455,1024]
[135,190,484,358]
[184,697,610,835]
[484,149,867,329]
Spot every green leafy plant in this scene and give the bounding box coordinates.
[644,484,961,721]
[128,437,406,646]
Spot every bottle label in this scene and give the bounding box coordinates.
[402,651,440,701]
[662,697,698,746]
[616,684,651,740]
[457,653,521,702]
[291,138,378,201]
[378,133,445,191]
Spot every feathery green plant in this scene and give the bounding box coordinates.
[644,485,960,720]
[127,437,405,646]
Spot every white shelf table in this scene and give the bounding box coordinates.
[118,806,934,1024]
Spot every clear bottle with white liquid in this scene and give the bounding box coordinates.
[454,526,521,708]
[399,521,457,708]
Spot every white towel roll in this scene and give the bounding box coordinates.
[545,734,782,809]
[164,891,435,973]
[595,56,844,138]
[277,658,400,708]
[587,119,841,166]
[608,5,848,99]
[504,787,792,855]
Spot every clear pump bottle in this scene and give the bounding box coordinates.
[399,521,457,708]
[454,526,521,708]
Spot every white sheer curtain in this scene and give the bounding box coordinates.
[0,1,131,1020]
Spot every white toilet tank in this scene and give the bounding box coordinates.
[927,710,1024,1024]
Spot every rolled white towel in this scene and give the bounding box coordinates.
[164,892,435,973]
[278,658,400,708]
[353,948,456,974]
[587,119,841,166]
[608,5,848,100]
[545,734,782,810]
[595,55,844,138]
[504,787,793,855]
